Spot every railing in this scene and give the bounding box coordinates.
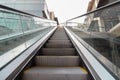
[0,4,57,70]
[65,0,120,79]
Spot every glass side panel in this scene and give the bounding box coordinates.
[65,2,120,78]
[0,9,57,69]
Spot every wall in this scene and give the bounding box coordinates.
[0,0,50,19]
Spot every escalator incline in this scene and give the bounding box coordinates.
[23,27,88,80]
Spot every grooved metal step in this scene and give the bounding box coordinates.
[45,43,73,48]
[23,67,88,80]
[50,37,69,40]
[41,48,76,56]
[35,56,80,67]
[48,40,70,43]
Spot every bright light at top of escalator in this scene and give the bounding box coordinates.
[46,0,91,23]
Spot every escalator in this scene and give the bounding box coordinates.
[0,2,120,79]
[22,26,88,80]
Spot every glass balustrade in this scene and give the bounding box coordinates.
[0,8,57,69]
[65,2,120,78]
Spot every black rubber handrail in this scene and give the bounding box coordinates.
[66,0,120,21]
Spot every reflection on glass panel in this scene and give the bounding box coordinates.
[0,9,57,69]
[65,3,120,77]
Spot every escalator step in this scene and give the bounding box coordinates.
[50,37,69,40]
[23,67,88,80]
[45,43,73,48]
[35,56,80,67]
[48,40,70,43]
[40,48,76,56]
